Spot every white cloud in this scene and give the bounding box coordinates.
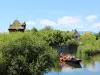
[92,22,100,28]
[40,19,57,26]
[58,16,81,25]
[86,15,98,22]
[26,21,36,25]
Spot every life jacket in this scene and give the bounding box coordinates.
[63,56,67,61]
[60,58,63,62]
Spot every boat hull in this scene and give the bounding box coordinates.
[65,59,82,64]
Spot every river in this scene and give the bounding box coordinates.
[45,46,100,75]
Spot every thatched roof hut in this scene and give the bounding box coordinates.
[8,20,26,32]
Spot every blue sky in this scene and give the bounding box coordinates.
[0,0,100,32]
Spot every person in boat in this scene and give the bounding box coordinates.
[67,54,70,60]
[60,53,67,62]
[72,55,75,59]
[67,54,73,60]
[68,54,72,60]
[60,53,64,62]
[63,55,67,61]
[60,53,63,57]
[60,57,63,62]
[60,54,75,62]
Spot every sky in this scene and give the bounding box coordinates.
[0,0,100,32]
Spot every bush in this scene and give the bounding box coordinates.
[1,32,58,75]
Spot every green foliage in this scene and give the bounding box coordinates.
[41,26,53,31]
[0,32,58,75]
[31,27,38,32]
[25,29,31,32]
[95,31,100,40]
[76,32,100,59]
[38,30,75,47]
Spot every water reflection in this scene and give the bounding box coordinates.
[81,54,100,68]
[86,62,100,72]
[61,62,82,72]
[60,62,82,69]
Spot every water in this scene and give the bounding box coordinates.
[45,57,100,75]
[45,47,100,75]
[45,63,100,75]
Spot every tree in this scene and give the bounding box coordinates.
[25,29,31,32]
[80,32,96,43]
[95,31,100,40]
[42,26,53,31]
[31,27,38,32]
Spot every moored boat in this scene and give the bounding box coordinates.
[60,53,82,64]
[65,58,82,64]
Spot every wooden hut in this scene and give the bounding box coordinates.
[8,20,26,32]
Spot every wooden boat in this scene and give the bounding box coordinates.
[65,58,82,64]
[65,62,82,68]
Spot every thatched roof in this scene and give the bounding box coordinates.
[8,20,24,29]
